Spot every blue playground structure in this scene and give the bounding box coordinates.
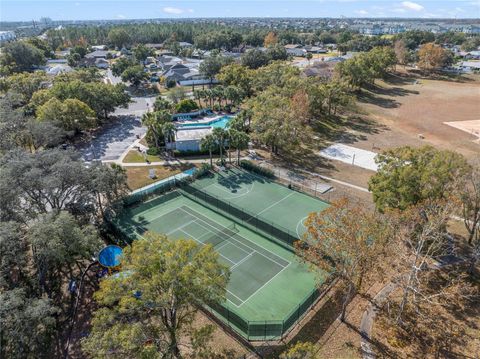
[98,245,123,270]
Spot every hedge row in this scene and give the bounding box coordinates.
[239,160,275,179]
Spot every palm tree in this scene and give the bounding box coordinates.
[213,86,226,109]
[212,128,227,165]
[204,89,214,109]
[141,112,161,147]
[161,122,177,155]
[229,129,250,165]
[193,90,203,109]
[200,134,217,167]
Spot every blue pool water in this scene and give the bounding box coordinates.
[178,115,232,129]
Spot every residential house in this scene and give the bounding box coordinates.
[304,45,328,54]
[167,128,211,152]
[0,31,16,43]
[145,43,164,50]
[179,41,193,48]
[286,47,307,57]
[85,50,110,59]
[302,62,336,80]
[46,64,73,76]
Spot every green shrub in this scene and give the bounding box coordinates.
[175,99,198,113]
[193,163,213,179]
[146,147,161,156]
[173,148,220,157]
[239,160,275,178]
[165,79,176,88]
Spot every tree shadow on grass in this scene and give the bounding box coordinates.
[255,287,345,358]
[408,69,476,83]
[356,90,401,109]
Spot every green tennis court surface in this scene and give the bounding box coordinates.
[188,167,330,239]
[115,192,327,339]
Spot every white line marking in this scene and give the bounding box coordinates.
[181,206,290,268]
[177,205,292,306]
[189,210,289,268]
[255,192,295,217]
[229,251,254,271]
[166,219,197,235]
[240,262,291,304]
[295,216,308,239]
[226,289,245,306]
[179,228,236,265]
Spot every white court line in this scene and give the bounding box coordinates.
[191,218,256,255]
[132,228,147,240]
[182,206,290,269]
[240,263,291,304]
[167,205,292,307]
[135,207,186,228]
[179,228,236,265]
[198,177,254,200]
[295,216,309,239]
[225,289,246,307]
[174,226,246,307]
[255,192,295,217]
[166,219,197,236]
[229,252,254,271]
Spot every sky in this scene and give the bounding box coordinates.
[1,0,479,22]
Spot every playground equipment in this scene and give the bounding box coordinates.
[98,245,123,273]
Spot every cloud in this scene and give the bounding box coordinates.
[162,7,194,15]
[455,7,465,12]
[355,10,369,15]
[401,1,424,11]
[392,8,407,13]
[116,14,126,19]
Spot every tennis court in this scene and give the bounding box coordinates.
[186,167,330,240]
[115,192,326,339]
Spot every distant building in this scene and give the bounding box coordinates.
[168,128,211,152]
[91,45,107,51]
[459,61,480,73]
[286,47,307,57]
[178,41,193,48]
[145,43,164,49]
[95,58,109,69]
[46,64,73,76]
[0,31,16,43]
[85,50,111,59]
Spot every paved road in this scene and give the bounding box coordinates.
[105,68,122,85]
[114,96,155,117]
[79,115,146,162]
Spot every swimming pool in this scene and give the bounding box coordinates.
[177,115,233,129]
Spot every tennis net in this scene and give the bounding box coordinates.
[177,181,299,251]
[200,223,238,248]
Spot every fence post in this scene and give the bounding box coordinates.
[264,320,267,341]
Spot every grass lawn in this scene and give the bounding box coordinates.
[123,149,163,163]
[125,163,196,190]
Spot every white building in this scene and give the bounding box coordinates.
[0,31,16,43]
[168,128,212,152]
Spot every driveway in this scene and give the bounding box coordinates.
[114,96,155,117]
[79,115,146,162]
[105,68,122,85]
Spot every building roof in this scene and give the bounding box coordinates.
[175,128,211,142]
[46,64,73,76]
[285,44,302,49]
[461,61,480,69]
[85,50,110,59]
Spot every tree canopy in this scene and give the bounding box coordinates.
[369,146,470,212]
[82,233,229,358]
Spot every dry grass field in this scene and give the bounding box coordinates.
[124,163,195,190]
[356,72,480,161]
